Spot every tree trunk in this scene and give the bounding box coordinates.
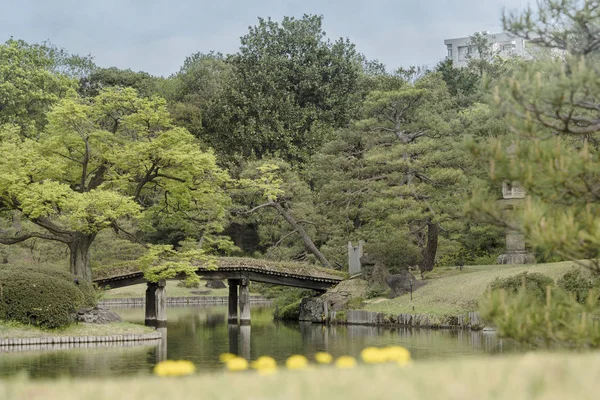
[420,222,439,278]
[69,233,96,283]
[272,202,332,269]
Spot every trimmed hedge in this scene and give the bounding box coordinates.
[488,272,554,301]
[0,265,97,328]
[558,268,600,304]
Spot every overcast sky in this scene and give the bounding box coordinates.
[1,0,529,76]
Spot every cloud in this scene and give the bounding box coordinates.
[0,0,531,76]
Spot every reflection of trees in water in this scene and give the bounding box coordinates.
[0,345,156,379]
[205,313,225,328]
[1,306,523,379]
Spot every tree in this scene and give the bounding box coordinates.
[211,15,363,165]
[435,58,481,106]
[166,52,233,147]
[78,67,163,98]
[0,87,231,282]
[233,161,331,268]
[0,39,77,136]
[469,0,600,274]
[312,73,474,274]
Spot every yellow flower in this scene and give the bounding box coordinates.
[384,346,412,364]
[314,352,333,364]
[286,355,309,370]
[226,357,249,372]
[219,353,237,363]
[335,356,357,369]
[251,356,278,375]
[360,347,387,364]
[153,360,196,377]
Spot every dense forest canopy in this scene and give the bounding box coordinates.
[2,6,598,281]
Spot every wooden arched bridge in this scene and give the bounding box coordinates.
[93,258,344,327]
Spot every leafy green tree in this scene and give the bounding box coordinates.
[0,39,77,136]
[166,52,233,147]
[233,160,331,268]
[0,87,231,282]
[212,15,363,164]
[78,67,164,98]
[435,58,481,106]
[469,0,600,274]
[312,73,476,273]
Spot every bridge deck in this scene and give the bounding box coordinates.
[94,258,345,291]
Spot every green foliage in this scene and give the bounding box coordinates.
[488,272,555,301]
[311,72,491,272]
[558,269,600,304]
[468,0,600,275]
[138,244,217,284]
[79,67,162,98]
[0,265,94,328]
[365,288,387,299]
[0,86,231,280]
[210,15,363,164]
[480,285,600,347]
[0,39,77,136]
[435,58,480,105]
[233,159,319,262]
[345,296,365,310]
[276,299,302,320]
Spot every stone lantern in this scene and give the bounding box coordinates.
[496,143,536,264]
[496,179,536,264]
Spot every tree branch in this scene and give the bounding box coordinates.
[0,231,69,245]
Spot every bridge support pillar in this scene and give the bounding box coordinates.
[239,278,251,325]
[145,279,166,327]
[227,279,239,324]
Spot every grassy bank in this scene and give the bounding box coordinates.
[0,321,153,339]
[362,261,577,316]
[102,280,234,298]
[102,280,267,299]
[0,352,598,399]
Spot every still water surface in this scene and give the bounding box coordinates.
[0,305,519,379]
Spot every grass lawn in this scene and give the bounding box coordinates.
[102,280,263,299]
[362,261,578,316]
[0,321,153,339]
[1,352,598,400]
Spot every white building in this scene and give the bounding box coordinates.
[444,32,528,68]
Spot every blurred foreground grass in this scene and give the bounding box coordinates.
[1,352,598,400]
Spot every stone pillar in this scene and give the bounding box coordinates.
[227,279,239,324]
[228,324,239,355]
[145,279,167,327]
[240,324,251,360]
[156,327,167,363]
[348,240,364,275]
[239,278,251,325]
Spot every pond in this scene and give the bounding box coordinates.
[0,305,520,379]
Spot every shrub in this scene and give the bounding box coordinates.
[558,269,600,304]
[276,300,301,320]
[345,297,365,310]
[479,285,600,347]
[488,272,554,301]
[365,288,387,299]
[176,280,200,289]
[0,265,96,328]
